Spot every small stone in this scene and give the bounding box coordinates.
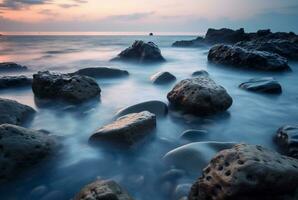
[239,77,282,94]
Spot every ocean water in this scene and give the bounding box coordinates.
[0,35,298,200]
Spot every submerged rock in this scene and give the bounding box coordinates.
[208,44,290,71]
[192,70,209,77]
[111,40,165,63]
[180,129,208,141]
[115,100,168,118]
[0,75,32,89]
[0,62,27,72]
[89,111,156,146]
[74,179,134,200]
[0,124,56,181]
[167,76,233,115]
[150,71,176,84]
[32,71,101,103]
[0,98,35,125]
[239,77,282,94]
[70,67,129,78]
[275,125,298,159]
[189,144,298,200]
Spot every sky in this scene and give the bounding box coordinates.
[0,0,298,33]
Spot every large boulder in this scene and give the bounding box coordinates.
[32,71,101,103]
[239,77,282,94]
[172,37,205,47]
[0,98,35,125]
[275,125,298,159]
[74,179,134,200]
[0,62,27,72]
[208,44,290,71]
[111,40,165,63]
[150,71,176,84]
[89,111,156,146]
[204,28,248,44]
[0,75,32,89]
[70,67,129,78]
[189,144,298,200]
[0,124,57,181]
[167,76,233,115]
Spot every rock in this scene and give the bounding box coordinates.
[208,44,290,71]
[174,184,192,200]
[192,70,209,77]
[172,37,205,47]
[160,169,186,183]
[204,28,248,44]
[275,125,298,159]
[74,179,134,200]
[0,124,57,181]
[40,191,65,200]
[115,100,168,118]
[163,142,236,173]
[167,76,233,115]
[180,129,208,141]
[239,77,282,94]
[89,111,156,146]
[256,29,272,36]
[70,67,129,78]
[149,33,154,36]
[0,98,35,125]
[32,71,101,103]
[111,40,165,63]
[150,71,176,84]
[189,144,298,200]
[0,62,27,72]
[0,75,32,89]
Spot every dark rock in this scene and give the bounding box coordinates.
[149,33,154,36]
[172,37,205,47]
[0,62,27,72]
[32,71,101,103]
[111,40,165,63]
[74,179,134,200]
[89,111,156,146]
[180,129,208,141]
[204,28,248,44]
[192,70,209,77]
[275,125,298,159]
[208,44,290,71]
[0,75,32,89]
[150,71,176,84]
[167,76,233,115]
[257,29,272,36]
[0,124,57,181]
[70,67,129,78]
[115,100,168,118]
[189,144,298,200]
[239,77,282,94]
[0,98,35,125]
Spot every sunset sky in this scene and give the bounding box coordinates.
[0,0,298,33]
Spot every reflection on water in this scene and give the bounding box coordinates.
[0,35,298,200]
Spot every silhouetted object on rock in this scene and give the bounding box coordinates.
[275,125,298,159]
[239,77,282,94]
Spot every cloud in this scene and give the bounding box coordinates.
[105,12,155,21]
[59,4,79,8]
[0,0,52,9]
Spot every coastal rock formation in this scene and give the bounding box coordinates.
[70,67,129,78]
[150,71,176,84]
[0,62,27,72]
[32,71,101,103]
[172,36,205,47]
[0,124,56,181]
[204,28,248,44]
[275,125,298,159]
[0,98,35,125]
[167,76,233,115]
[192,70,209,77]
[239,77,282,94]
[189,144,298,200]
[208,44,290,71]
[89,111,156,146]
[0,75,32,89]
[74,179,134,200]
[115,100,168,118]
[111,40,165,63]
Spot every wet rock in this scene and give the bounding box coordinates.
[32,71,101,103]
[0,124,57,181]
[111,40,165,63]
[0,98,35,125]
[239,77,282,94]
[0,62,27,72]
[208,44,290,71]
[74,179,134,200]
[89,111,156,146]
[204,28,248,44]
[189,144,298,200]
[174,184,192,200]
[180,129,208,141]
[275,125,298,159]
[163,142,236,174]
[0,75,32,89]
[150,71,176,84]
[192,70,209,77]
[167,76,233,115]
[115,100,168,118]
[70,67,129,78]
[172,37,205,47]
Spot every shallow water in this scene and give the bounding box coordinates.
[0,35,298,200]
